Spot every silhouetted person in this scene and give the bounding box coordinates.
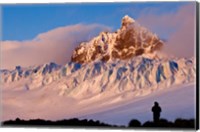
[152,102,162,123]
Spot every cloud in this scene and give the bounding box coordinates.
[137,4,196,58]
[1,24,111,69]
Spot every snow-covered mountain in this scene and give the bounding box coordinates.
[1,15,196,123]
[1,56,195,98]
[71,15,163,63]
[1,16,195,98]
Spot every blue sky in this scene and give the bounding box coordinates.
[1,2,196,69]
[2,2,189,41]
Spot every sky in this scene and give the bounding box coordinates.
[0,2,197,69]
[2,2,189,41]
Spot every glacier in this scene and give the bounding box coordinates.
[1,56,195,95]
[1,55,196,124]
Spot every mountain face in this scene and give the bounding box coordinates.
[71,15,163,63]
[1,57,195,99]
[1,15,196,99]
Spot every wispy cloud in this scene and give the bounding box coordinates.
[1,24,111,69]
[137,3,196,58]
[1,3,196,70]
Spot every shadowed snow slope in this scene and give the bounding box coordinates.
[80,83,195,126]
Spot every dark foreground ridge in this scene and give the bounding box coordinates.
[2,118,196,129]
[2,118,122,128]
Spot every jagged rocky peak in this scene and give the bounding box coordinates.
[121,15,135,30]
[71,15,164,64]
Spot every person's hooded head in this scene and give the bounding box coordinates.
[154,101,159,106]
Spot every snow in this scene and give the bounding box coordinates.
[1,56,196,126]
[71,15,164,63]
[81,83,196,126]
[1,56,195,97]
[2,81,195,126]
[121,15,135,30]
[0,15,196,127]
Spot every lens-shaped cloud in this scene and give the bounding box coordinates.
[137,3,196,58]
[1,24,111,69]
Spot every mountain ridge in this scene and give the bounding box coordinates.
[1,56,195,99]
[1,15,195,99]
[71,15,163,63]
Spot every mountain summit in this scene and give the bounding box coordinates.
[71,15,163,63]
[121,15,135,29]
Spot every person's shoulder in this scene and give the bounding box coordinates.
[151,106,154,110]
[159,106,162,110]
